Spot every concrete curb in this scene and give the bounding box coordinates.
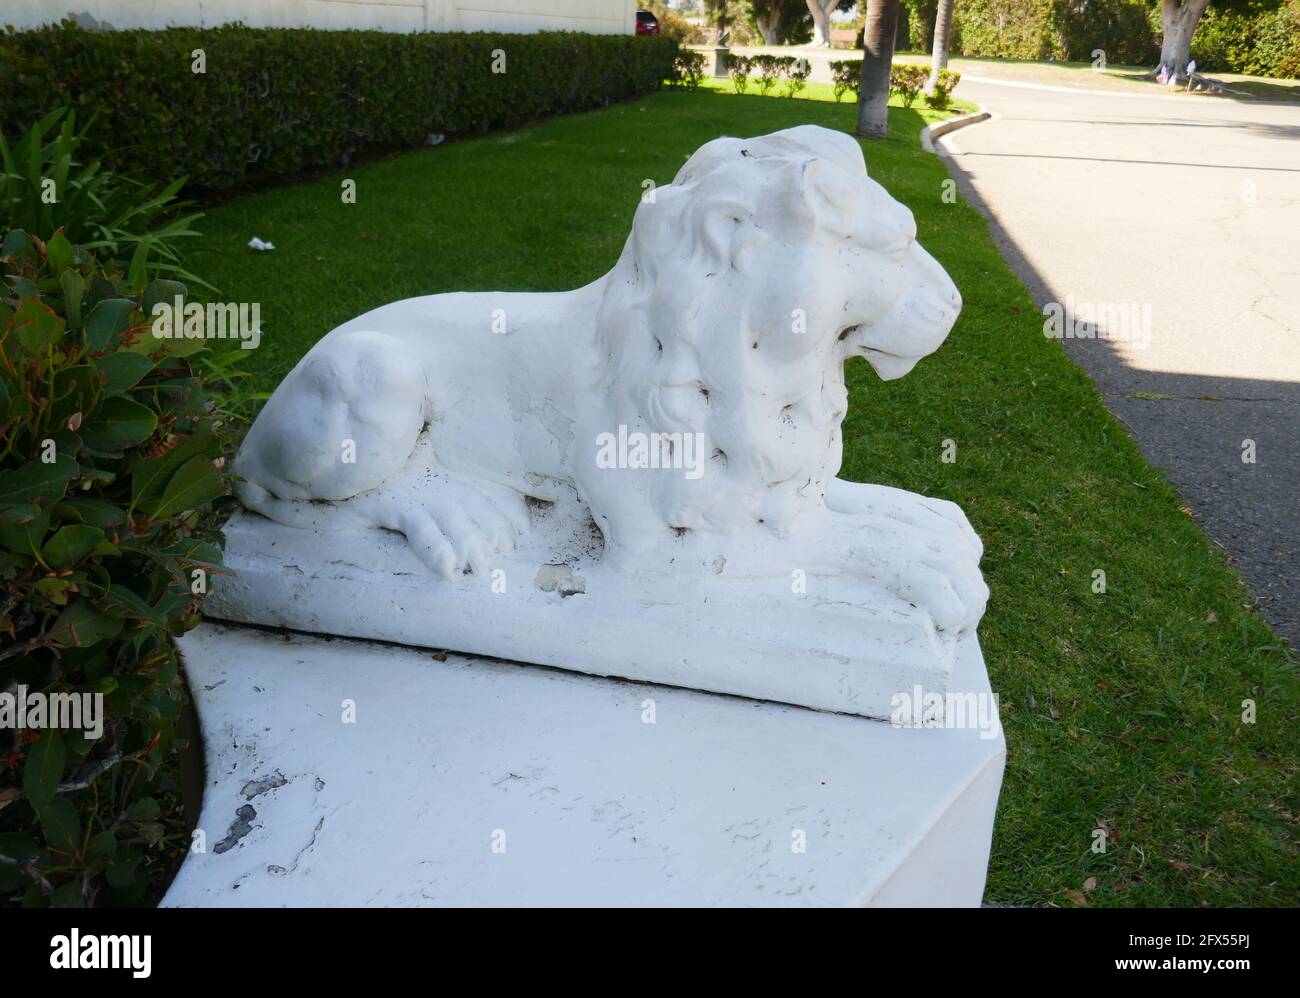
[920,109,992,153]
[957,73,1300,107]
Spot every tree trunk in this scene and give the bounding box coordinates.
[857,0,900,138]
[1159,0,1212,78]
[755,11,781,45]
[928,0,955,89]
[806,0,838,47]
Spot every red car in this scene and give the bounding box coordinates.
[636,9,660,35]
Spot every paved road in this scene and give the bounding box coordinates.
[935,79,1300,645]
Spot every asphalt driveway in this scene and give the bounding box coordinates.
[935,79,1300,644]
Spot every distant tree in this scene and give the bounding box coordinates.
[804,0,848,46]
[750,0,811,43]
[704,0,740,43]
[644,0,707,42]
[856,0,900,137]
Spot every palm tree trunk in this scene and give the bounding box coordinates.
[857,0,901,138]
[928,0,955,89]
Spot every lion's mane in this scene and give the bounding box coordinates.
[585,127,881,545]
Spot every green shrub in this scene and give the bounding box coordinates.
[1,109,206,290]
[944,0,1059,60]
[726,53,753,93]
[753,54,784,95]
[0,23,681,195]
[782,56,812,98]
[890,63,930,107]
[925,68,962,109]
[0,229,237,906]
[672,50,707,90]
[831,59,863,102]
[1192,0,1300,78]
[902,0,939,52]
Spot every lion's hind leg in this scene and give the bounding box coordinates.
[236,328,429,502]
[240,428,531,580]
[235,327,532,577]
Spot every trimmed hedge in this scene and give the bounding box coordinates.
[0,23,681,194]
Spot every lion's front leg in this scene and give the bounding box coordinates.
[813,481,988,636]
[825,478,982,560]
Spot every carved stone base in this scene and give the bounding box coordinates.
[164,623,1004,907]
[205,508,963,721]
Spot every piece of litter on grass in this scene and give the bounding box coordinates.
[426,133,445,146]
[248,236,276,251]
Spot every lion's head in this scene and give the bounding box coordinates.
[587,125,961,548]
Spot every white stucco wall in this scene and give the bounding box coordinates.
[4,1,637,34]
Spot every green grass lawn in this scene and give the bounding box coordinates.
[189,87,1297,907]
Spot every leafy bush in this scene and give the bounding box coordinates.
[945,0,1059,60]
[1049,0,1157,65]
[1,109,206,290]
[902,0,940,51]
[890,64,930,107]
[831,59,863,102]
[727,53,753,93]
[0,229,236,906]
[925,68,962,109]
[1192,0,1300,77]
[672,50,707,90]
[782,57,812,98]
[753,54,784,95]
[0,23,682,195]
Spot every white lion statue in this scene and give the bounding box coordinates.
[235,125,987,636]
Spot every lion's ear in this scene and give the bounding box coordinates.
[798,158,858,237]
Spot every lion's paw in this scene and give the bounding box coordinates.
[826,480,982,561]
[878,543,988,636]
[397,476,529,577]
[823,507,988,635]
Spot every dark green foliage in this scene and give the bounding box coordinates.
[830,59,863,102]
[672,50,707,91]
[0,22,682,195]
[782,56,812,98]
[727,53,754,94]
[0,230,236,906]
[753,54,784,95]
[891,63,930,107]
[0,109,206,290]
[925,69,962,109]
[1192,1,1300,77]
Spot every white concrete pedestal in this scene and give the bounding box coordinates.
[163,624,1004,907]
